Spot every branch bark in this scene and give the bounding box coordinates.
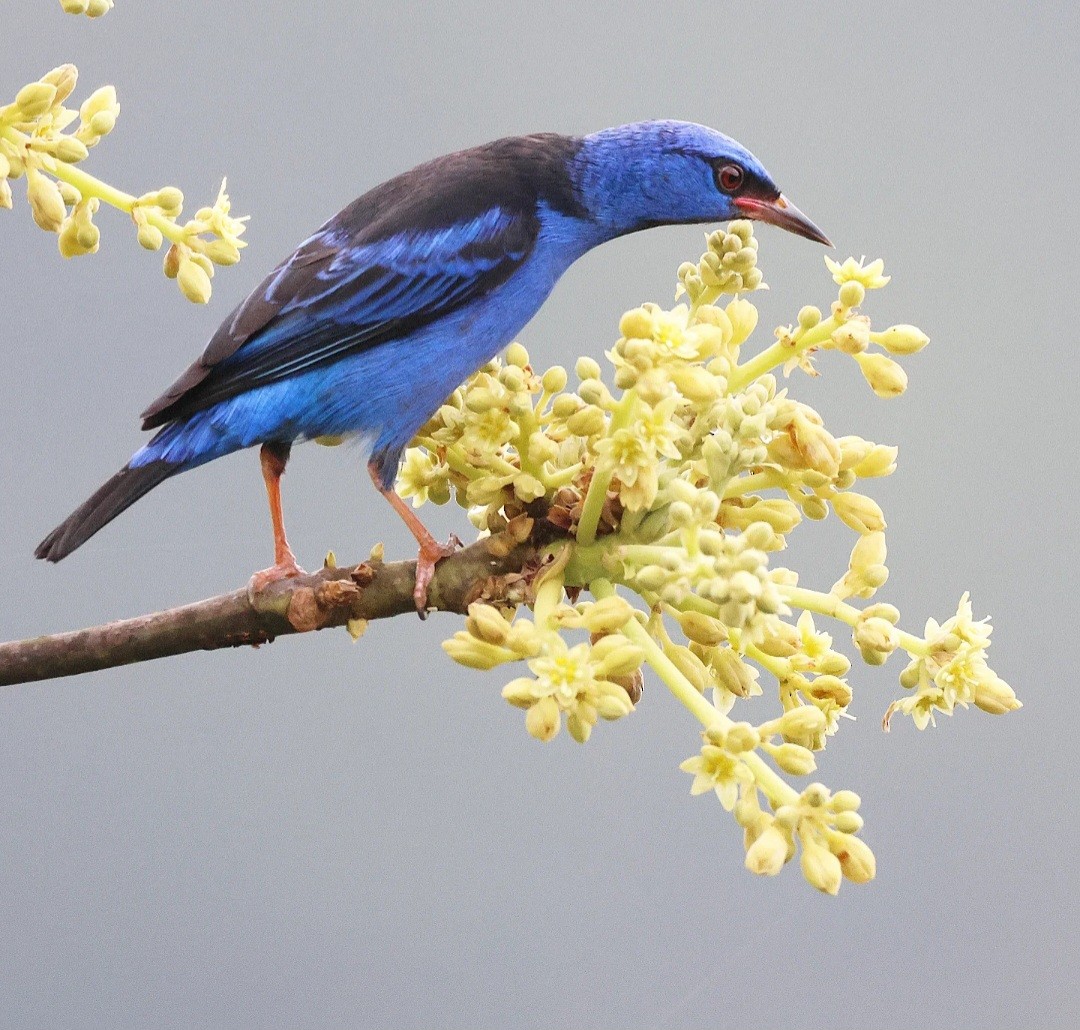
[0,537,540,687]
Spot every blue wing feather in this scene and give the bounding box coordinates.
[141,205,536,428]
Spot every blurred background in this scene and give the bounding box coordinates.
[1,2,1075,1026]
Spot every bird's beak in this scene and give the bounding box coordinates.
[733,193,832,246]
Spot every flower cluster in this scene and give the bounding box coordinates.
[444,577,642,743]
[885,593,1020,729]
[59,0,113,15]
[417,222,1015,892]
[1,65,246,302]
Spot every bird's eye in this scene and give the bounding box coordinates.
[715,163,745,193]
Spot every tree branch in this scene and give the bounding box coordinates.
[0,537,541,687]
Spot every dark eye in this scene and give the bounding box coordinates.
[715,163,745,193]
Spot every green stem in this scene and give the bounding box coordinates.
[576,390,638,546]
[592,579,797,807]
[780,583,929,657]
[1,125,196,249]
[728,315,839,393]
[722,470,788,498]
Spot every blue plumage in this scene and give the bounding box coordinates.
[36,120,829,604]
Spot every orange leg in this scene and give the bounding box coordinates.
[368,460,459,614]
[249,442,306,593]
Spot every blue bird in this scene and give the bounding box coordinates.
[36,120,830,608]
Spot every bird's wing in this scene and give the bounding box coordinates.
[140,204,537,429]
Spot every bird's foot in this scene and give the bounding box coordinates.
[247,556,307,599]
[413,533,462,617]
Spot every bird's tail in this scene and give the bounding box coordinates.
[35,460,179,562]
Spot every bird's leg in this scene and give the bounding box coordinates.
[249,442,307,593]
[367,460,460,615]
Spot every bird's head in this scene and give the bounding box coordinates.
[575,120,830,246]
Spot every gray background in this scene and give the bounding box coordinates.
[1,2,1075,1026]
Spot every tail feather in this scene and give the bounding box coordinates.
[35,460,178,562]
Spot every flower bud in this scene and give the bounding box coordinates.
[666,644,710,693]
[873,324,929,355]
[61,0,90,10]
[791,411,841,478]
[725,721,760,753]
[577,379,610,406]
[500,678,538,708]
[504,341,529,368]
[854,616,898,664]
[512,473,545,502]
[58,217,87,258]
[163,244,182,278]
[137,223,164,251]
[42,65,79,104]
[445,634,515,670]
[79,85,118,126]
[837,436,872,471]
[972,675,1021,715]
[177,257,212,303]
[771,742,817,776]
[52,137,90,164]
[525,696,560,742]
[670,365,720,402]
[566,405,606,437]
[854,352,908,398]
[154,187,185,216]
[673,610,727,647]
[619,307,653,339]
[745,824,789,876]
[594,682,634,719]
[575,355,601,380]
[832,492,886,534]
[566,708,594,744]
[26,169,66,232]
[830,319,870,354]
[806,675,852,707]
[527,434,559,465]
[801,839,842,894]
[833,811,864,834]
[189,252,215,277]
[72,201,100,249]
[203,239,242,265]
[541,365,568,393]
[87,0,114,16]
[852,444,898,478]
[465,603,511,645]
[16,82,58,119]
[590,636,644,678]
[89,110,117,137]
[778,704,827,739]
[830,789,862,812]
[839,280,866,308]
[725,297,758,345]
[834,833,876,883]
[580,596,636,635]
[798,305,821,329]
[710,647,758,698]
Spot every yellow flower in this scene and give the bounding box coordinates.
[397,448,449,506]
[825,255,891,289]
[680,742,755,810]
[887,594,1019,729]
[501,635,637,744]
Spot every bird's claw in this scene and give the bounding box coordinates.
[247,557,307,601]
[413,534,461,617]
